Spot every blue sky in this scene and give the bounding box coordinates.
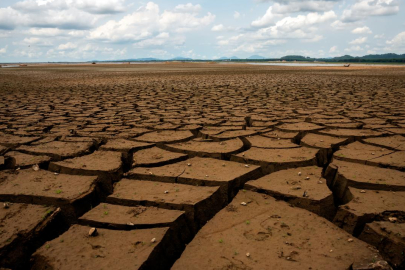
[0,0,404,62]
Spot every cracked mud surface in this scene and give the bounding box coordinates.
[0,63,405,269]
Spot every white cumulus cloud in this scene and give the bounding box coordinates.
[386,31,405,50]
[173,3,201,13]
[342,0,399,22]
[259,11,336,36]
[72,0,127,14]
[345,45,363,52]
[251,7,278,27]
[374,34,385,39]
[219,11,335,55]
[253,9,336,28]
[257,0,341,13]
[349,37,367,45]
[329,45,338,53]
[58,42,77,50]
[212,24,225,32]
[134,32,185,48]
[21,37,53,46]
[0,45,7,54]
[89,2,215,43]
[351,26,372,34]
[14,0,127,14]
[0,3,99,30]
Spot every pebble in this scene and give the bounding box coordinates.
[291,186,302,190]
[245,164,250,168]
[305,176,310,180]
[164,190,169,194]
[317,180,323,184]
[149,172,153,175]
[54,172,59,175]
[127,222,135,226]
[246,253,250,257]
[298,172,302,176]
[187,163,191,166]
[151,238,156,243]
[388,217,397,223]
[3,202,9,209]
[32,164,39,171]
[360,190,366,193]
[241,202,247,206]
[348,238,353,242]
[89,228,98,237]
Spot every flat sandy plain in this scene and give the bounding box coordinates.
[0,63,405,270]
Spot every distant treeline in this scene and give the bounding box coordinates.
[89,53,405,64]
[277,54,405,63]
[325,58,405,63]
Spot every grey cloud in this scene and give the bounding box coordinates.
[341,0,400,22]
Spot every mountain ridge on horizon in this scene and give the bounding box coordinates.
[91,53,405,63]
[65,53,398,63]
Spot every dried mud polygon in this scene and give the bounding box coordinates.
[1,63,404,269]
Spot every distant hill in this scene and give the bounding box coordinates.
[112,56,195,62]
[132,58,160,61]
[90,53,405,63]
[281,55,312,61]
[248,55,266,59]
[217,56,240,60]
[331,55,354,61]
[102,58,161,62]
[278,53,405,63]
[360,53,405,60]
[325,53,405,62]
[170,57,193,61]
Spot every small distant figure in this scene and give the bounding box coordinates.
[92,62,96,65]
[344,64,350,67]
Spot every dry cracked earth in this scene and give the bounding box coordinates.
[0,63,405,270]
